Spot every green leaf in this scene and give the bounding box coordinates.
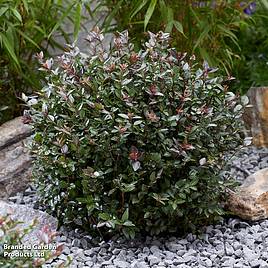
[108,188,116,196]
[122,227,130,239]
[99,213,110,221]
[34,133,43,143]
[164,7,174,33]
[123,221,135,227]
[134,120,143,125]
[193,25,211,51]
[0,33,20,68]
[179,193,186,199]
[260,0,268,9]
[190,186,197,191]
[159,0,167,18]
[130,0,149,20]
[217,24,240,49]
[12,8,22,22]
[150,153,161,162]
[118,113,129,119]
[144,0,157,31]
[121,182,137,192]
[128,228,135,239]
[74,3,82,41]
[122,208,129,221]
[0,7,8,17]
[48,2,76,39]
[149,171,156,181]
[173,20,184,34]
[0,106,8,111]
[102,0,123,31]
[144,212,151,219]
[15,29,40,49]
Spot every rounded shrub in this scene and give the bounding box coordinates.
[28,29,246,238]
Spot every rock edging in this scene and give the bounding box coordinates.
[0,117,33,199]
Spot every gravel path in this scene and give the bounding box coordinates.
[8,146,268,268]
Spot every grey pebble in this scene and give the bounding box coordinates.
[112,248,121,255]
[173,256,187,265]
[204,258,213,267]
[243,246,259,261]
[164,251,176,260]
[233,241,242,251]
[131,261,149,268]
[177,250,187,257]
[150,245,159,254]
[84,249,95,257]
[225,243,235,255]
[99,247,107,255]
[250,260,262,268]
[147,255,160,266]
[137,253,148,261]
[71,238,81,247]
[221,256,236,267]
[113,260,129,268]
[62,245,70,255]
[101,260,113,266]
[234,249,243,258]
[164,260,173,266]
[80,238,88,249]
[165,242,184,252]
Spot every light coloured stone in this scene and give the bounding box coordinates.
[243,87,268,147]
[0,117,32,199]
[0,200,58,245]
[0,116,32,150]
[0,139,32,199]
[227,168,268,221]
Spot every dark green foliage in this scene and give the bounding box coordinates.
[90,0,268,93]
[28,29,246,238]
[90,0,256,76]
[233,6,268,93]
[0,0,86,124]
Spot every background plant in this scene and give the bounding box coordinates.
[90,0,268,93]
[28,29,246,238]
[232,3,268,92]
[0,0,90,124]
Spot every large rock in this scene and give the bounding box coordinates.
[0,200,58,245]
[0,116,32,150]
[227,168,268,221]
[243,87,268,147]
[0,117,33,199]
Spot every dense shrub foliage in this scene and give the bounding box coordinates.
[233,5,268,92]
[28,29,246,237]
